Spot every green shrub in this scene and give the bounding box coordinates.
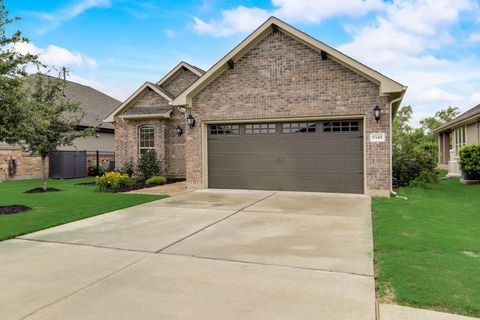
[88,165,105,176]
[409,170,439,188]
[137,150,160,180]
[146,176,167,185]
[459,144,480,180]
[95,171,133,191]
[393,145,437,187]
[120,158,136,177]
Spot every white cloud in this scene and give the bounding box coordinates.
[419,88,465,103]
[14,42,97,69]
[37,0,112,32]
[193,0,385,37]
[165,29,176,38]
[272,0,386,23]
[194,6,271,37]
[338,0,473,67]
[467,32,480,43]
[334,0,479,124]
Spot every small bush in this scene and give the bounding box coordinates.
[120,159,136,177]
[137,150,160,180]
[459,144,480,180]
[409,170,439,188]
[146,176,167,185]
[88,165,105,176]
[95,171,133,191]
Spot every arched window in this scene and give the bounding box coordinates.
[138,125,155,156]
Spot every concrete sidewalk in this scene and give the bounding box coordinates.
[380,304,478,320]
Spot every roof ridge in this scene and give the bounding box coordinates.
[435,103,480,132]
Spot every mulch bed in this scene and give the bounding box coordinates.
[0,205,32,215]
[103,178,186,193]
[103,183,156,193]
[24,187,61,194]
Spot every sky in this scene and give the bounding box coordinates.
[6,0,480,125]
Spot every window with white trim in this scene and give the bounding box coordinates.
[138,125,155,156]
[454,126,466,154]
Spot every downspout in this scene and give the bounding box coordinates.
[389,94,405,197]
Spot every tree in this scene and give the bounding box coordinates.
[392,105,459,187]
[420,106,459,134]
[393,105,414,149]
[0,0,38,144]
[20,70,94,191]
[137,150,160,181]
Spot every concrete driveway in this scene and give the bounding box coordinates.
[1,190,375,320]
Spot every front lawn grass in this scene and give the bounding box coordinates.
[0,178,167,241]
[373,178,480,317]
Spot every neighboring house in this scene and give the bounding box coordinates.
[434,104,480,177]
[0,78,120,181]
[106,17,407,196]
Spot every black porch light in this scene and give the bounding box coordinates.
[187,114,196,129]
[176,126,183,136]
[373,105,381,123]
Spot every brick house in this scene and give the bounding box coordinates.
[106,17,407,196]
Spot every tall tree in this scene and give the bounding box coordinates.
[0,0,38,143]
[20,70,94,191]
[420,106,459,134]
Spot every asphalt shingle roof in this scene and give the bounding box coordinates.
[435,104,480,133]
[27,74,120,130]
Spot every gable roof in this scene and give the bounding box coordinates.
[104,82,172,123]
[104,61,204,122]
[156,61,205,87]
[434,104,480,133]
[172,16,407,107]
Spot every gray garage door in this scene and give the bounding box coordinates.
[207,120,364,194]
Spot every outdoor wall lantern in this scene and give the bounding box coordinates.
[373,105,381,123]
[176,126,183,136]
[187,114,196,129]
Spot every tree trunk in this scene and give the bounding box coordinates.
[41,156,47,191]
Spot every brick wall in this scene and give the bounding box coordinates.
[115,90,187,178]
[161,68,200,97]
[187,30,391,195]
[0,148,48,181]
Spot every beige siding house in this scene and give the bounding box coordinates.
[434,104,480,176]
[107,17,407,196]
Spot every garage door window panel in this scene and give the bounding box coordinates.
[282,122,316,134]
[210,124,240,135]
[245,123,276,134]
[323,121,359,132]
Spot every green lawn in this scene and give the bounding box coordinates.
[0,178,167,241]
[373,179,480,317]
